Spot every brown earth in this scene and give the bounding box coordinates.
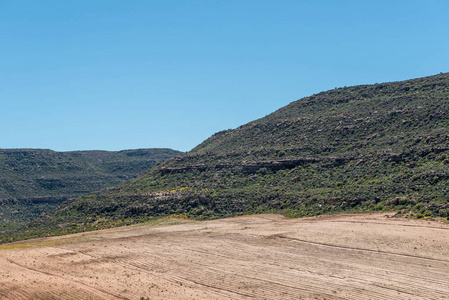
[1,213,449,300]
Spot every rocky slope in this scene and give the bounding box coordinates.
[0,148,182,230]
[0,148,182,201]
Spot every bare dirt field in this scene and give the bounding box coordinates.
[1,213,449,300]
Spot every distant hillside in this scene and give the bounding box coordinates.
[0,148,182,230]
[0,148,183,200]
[5,73,449,242]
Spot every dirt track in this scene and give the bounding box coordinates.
[1,213,449,299]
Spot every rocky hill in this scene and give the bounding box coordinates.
[0,148,182,231]
[5,73,449,242]
[0,148,182,200]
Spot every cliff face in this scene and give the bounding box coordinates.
[6,73,449,242]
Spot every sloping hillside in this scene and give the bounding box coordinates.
[0,148,182,232]
[7,73,449,241]
[0,148,183,201]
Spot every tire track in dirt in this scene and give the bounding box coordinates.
[141,231,447,299]
[114,240,385,299]
[275,234,449,263]
[157,231,449,299]
[266,235,449,299]
[0,284,34,300]
[2,213,449,299]
[87,246,328,300]
[111,255,257,299]
[51,247,245,300]
[5,258,125,300]
[328,220,449,230]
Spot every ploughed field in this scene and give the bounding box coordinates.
[1,213,449,300]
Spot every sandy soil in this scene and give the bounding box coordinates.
[1,213,449,299]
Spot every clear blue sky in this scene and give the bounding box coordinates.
[1,0,448,152]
